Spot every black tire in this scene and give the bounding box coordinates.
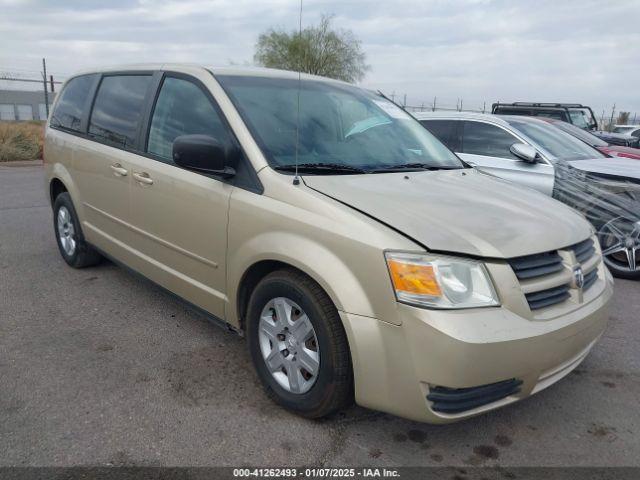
[53,192,102,268]
[602,256,640,280]
[246,269,353,418]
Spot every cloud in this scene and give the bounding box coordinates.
[1,0,638,116]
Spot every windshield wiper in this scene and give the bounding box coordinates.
[369,163,465,173]
[274,163,367,174]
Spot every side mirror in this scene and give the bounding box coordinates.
[172,134,236,178]
[510,143,538,163]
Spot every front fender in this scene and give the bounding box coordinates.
[226,231,376,327]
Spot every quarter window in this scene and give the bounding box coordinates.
[89,75,152,148]
[535,110,567,122]
[147,77,231,161]
[50,74,96,132]
[462,121,519,159]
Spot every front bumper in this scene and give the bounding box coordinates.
[341,268,613,423]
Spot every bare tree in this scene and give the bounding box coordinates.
[254,14,369,83]
[617,111,631,125]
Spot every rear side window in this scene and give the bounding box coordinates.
[147,77,231,161]
[535,110,567,122]
[462,121,519,159]
[493,107,531,116]
[89,75,152,148]
[420,120,460,151]
[50,74,96,132]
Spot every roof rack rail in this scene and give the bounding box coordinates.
[498,102,586,108]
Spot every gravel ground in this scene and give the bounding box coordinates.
[1,164,639,470]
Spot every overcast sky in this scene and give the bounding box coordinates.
[1,0,639,119]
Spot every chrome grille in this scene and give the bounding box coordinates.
[508,251,563,280]
[572,238,596,264]
[525,284,571,310]
[508,238,599,312]
[583,267,598,291]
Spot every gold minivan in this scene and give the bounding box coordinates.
[45,64,613,423]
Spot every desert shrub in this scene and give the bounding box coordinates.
[0,121,44,161]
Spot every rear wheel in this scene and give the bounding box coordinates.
[53,192,102,268]
[246,269,353,418]
[598,216,640,279]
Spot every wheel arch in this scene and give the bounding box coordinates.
[228,234,377,332]
[47,163,86,222]
[235,258,355,333]
[47,162,80,206]
[49,177,68,205]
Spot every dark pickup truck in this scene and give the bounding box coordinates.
[492,102,598,130]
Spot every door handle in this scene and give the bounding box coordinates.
[133,171,153,186]
[110,163,128,177]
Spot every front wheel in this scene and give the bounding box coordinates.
[246,269,353,418]
[598,216,640,279]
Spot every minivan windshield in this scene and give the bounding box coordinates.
[506,119,605,161]
[215,74,463,173]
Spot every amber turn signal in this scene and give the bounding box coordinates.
[387,258,442,297]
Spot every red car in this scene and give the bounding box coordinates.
[539,118,640,160]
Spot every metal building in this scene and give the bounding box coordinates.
[0,89,56,121]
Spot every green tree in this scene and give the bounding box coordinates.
[254,15,369,83]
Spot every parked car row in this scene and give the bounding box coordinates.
[416,111,640,279]
[592,129,640,148]
[491,102,598,130]
[537,118,640,161]
[491,101,640,148]
[613,124,640,137]
[45,65,621,424]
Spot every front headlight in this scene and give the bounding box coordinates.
[385,252,500,309]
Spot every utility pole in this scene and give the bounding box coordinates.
[50,75,55,93]
[608,104,616,132]
[432,96,436,112]
[42,58,49,117]
[420,102,424,112]
[403,93,407,107]
[482,101,486,114]
[391,91,395,102]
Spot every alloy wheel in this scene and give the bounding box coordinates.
[57,206,76,257]
[599,217,640,273]
[258,297,320,394]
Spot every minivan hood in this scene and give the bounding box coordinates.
[569,158,640,180]
[304,169,591,259]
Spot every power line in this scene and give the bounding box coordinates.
[0,75,62,84]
